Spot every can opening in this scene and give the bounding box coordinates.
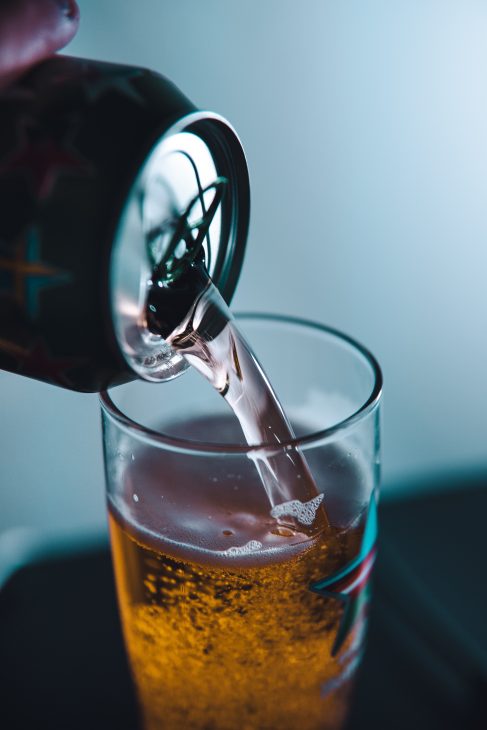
[147,177,227,286]
[145,177,228,340]
[110,112,249,383]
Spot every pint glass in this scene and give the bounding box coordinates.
[101,314,382,730]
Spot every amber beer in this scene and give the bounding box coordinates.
[107,425,372,730]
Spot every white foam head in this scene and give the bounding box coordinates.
[221,540,263,557]
[270,493,324,527]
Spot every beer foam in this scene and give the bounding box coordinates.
[222,540,263,557]
[270,494,324,527]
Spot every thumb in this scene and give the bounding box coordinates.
[0,0,80,88]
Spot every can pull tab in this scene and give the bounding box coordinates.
[147,176,228,286]
[145,177,228,339]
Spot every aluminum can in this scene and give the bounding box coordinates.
[0,56,249,391]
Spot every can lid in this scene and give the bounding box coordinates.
[110,112,250,382]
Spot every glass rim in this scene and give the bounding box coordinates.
[100,312,383,455]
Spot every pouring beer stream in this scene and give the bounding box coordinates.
[144,178,329,535]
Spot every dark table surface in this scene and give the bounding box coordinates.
[1,473,486,730]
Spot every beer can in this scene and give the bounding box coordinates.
[0,56,250,392]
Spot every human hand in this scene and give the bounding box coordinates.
[0,0,79,90]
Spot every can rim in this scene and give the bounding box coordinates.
[109,109,250,383]
[100,313,383,455]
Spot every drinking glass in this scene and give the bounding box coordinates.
[101,313,382,730]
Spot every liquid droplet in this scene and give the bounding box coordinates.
[271,526,294,537]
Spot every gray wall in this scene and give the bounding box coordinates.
[2,0,487,537]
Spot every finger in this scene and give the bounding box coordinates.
[0,0,79,88]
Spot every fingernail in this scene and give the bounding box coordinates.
[55,0,79,20]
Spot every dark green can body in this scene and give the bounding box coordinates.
[0,56,249,392]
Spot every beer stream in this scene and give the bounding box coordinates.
[148,263,328,539]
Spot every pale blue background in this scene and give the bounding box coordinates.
[1,0,487,539]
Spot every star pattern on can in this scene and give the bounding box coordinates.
[0,227,72,319]
[0,337,27,361]
[0,336,83,388]
[310,491,378,656]
[0,116,93,200]
[49,62,146,104]
[18,337,83,387]
[82,67,146,104]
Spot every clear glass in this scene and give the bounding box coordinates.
[101,314,382,730]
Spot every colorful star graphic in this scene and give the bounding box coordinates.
[310,491,378,656]
[0,117,92,200]
[82,67,146,104]
[0,334,84,388]
[48,62,146,104]
[0,227,71,320]
[0,337,28,360]
[16,338,82,388]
